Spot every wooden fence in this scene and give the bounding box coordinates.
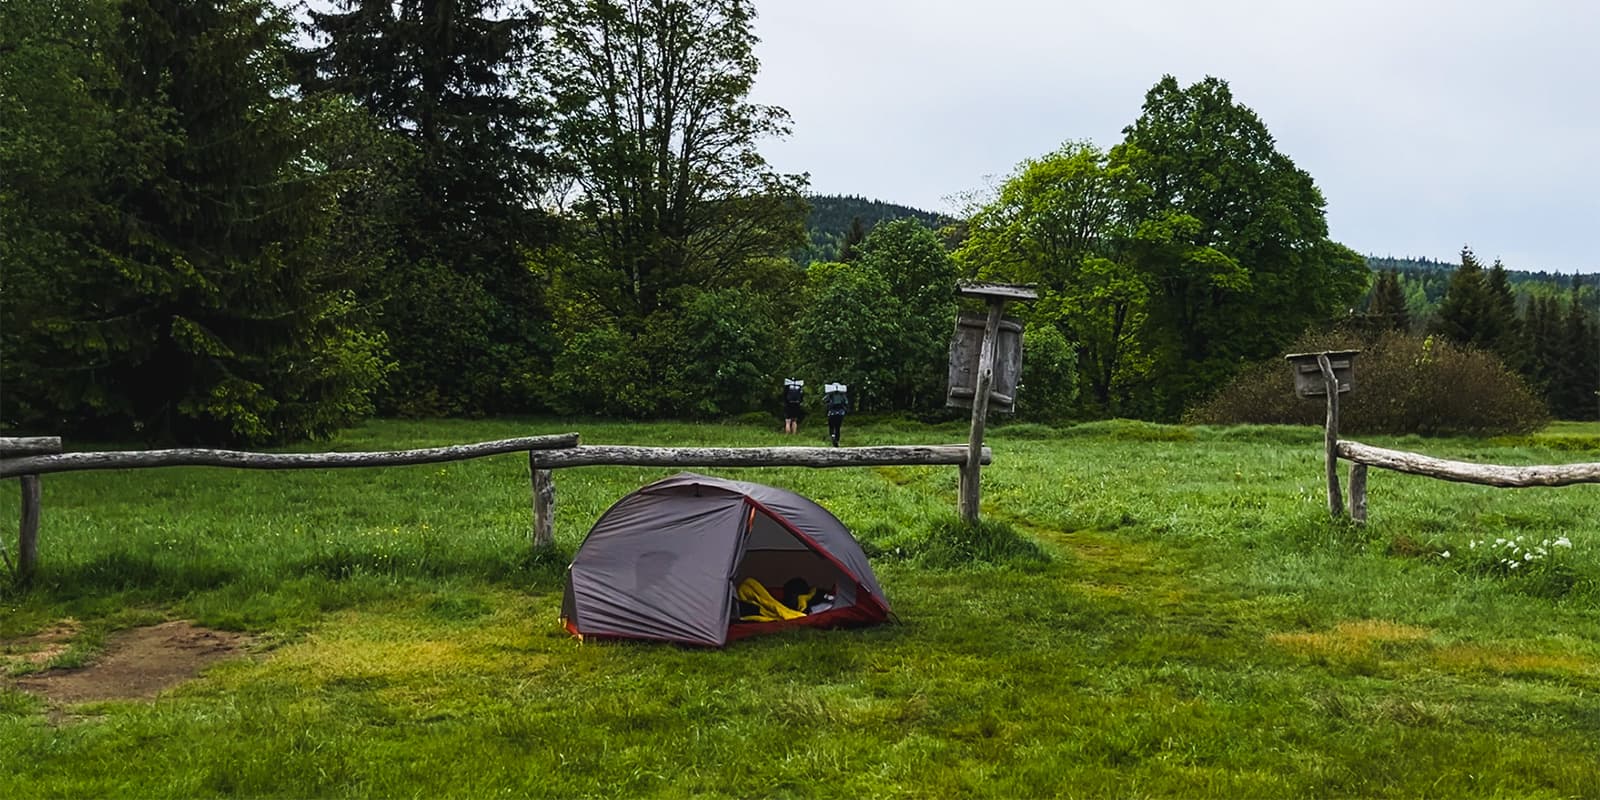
[1291,352,1599,524]
[525,444,990,548]
[1335,440,1600,524]
[1,435,990,583]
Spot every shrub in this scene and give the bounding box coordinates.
[1015,322,1079,422]
[545,325,654,417]
[1186,331,1550,436]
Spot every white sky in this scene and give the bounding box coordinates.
[749,0,1600,273]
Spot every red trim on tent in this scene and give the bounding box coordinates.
[726,602,887,641]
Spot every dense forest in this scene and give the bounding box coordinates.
[1364,255,1599,319]
[3,0,1595,446]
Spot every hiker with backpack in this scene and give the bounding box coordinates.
[823,383,849,446]
[782,379,804,434]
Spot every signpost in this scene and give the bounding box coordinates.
[1285,350,1359,520]
[949,282,1036,524]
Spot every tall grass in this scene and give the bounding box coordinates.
[2,417,1598,798]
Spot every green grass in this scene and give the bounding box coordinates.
[2,417,1598,798]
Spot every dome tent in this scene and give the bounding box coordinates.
[561,472,891,646]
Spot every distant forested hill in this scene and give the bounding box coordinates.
[800,194,953,263]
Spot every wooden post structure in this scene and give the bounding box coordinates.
[1317,354,1344,519]
[1348,462,1368,525]
[18,476,40,583]
[953,282,1036,524]
[1287,352,1357,523]
[531,457,555,550]
[2,436,63,583]
[960,301,1005,523]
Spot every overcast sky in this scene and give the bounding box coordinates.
[748,0,1599,274]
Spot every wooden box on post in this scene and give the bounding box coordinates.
[1286,350,1358,398]
[1284,351,1360,521]
[946,315,1023,413]
[950,281,1037,524]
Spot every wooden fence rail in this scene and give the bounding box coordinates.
[0,434,581,479]
[1335,439,1600,523]
[525,444,992,547]
[0,434,579,584]
[4,435,991,581]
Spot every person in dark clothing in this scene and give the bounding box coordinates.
[823,383,849,446]
[782,379,804,434]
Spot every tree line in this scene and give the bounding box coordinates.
[1362,249,1598,420]
[4,1,1590,445]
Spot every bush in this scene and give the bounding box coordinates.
[1186,331,1550,436]
[1015,322,1079,422]
[545,325,654,417]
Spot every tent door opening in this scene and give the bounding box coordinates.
[732,504,855,613]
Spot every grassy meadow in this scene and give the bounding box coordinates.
[2,417,1598,798]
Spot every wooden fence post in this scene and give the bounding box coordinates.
[960,300,1005,524]
[530,455,555,550]
[1317,354,1344,519]
[18,475,40,583]
[2,437,62,583]
[1348,463,1368,525]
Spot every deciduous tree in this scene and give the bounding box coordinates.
[1111,76,1367,418]
[542,0,807,323]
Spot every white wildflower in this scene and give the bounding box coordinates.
[1440,550,1452,559]
[1510,561,1521,570]
[1524,552,1535,561]
[1555,537,1572,548]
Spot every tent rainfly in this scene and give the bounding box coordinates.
[561,473,891,646]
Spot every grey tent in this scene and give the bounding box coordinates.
[561,472,891,646]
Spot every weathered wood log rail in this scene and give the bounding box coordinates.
[3,434,992,581]
[525,444,992,547]
[1335,439,1600,524]
[0,434,579,584]
[0,434,582,479]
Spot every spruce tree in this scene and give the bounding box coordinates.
[1434,246,1500,351]
[3,0,385,444]
[1367,269,1410,332]
[1486,258,1521,364]
[298,0,558,415]
[1552,275,1598,419]
[838,216,867,262]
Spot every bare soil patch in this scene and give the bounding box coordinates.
[1,619,81,669]
[9,620,251,704]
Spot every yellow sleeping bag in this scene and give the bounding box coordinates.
[736,578,815,622]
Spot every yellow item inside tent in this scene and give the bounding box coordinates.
[736,578,812,622]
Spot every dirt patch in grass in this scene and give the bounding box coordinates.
[8,621,251,704]
[1,620,81,671]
